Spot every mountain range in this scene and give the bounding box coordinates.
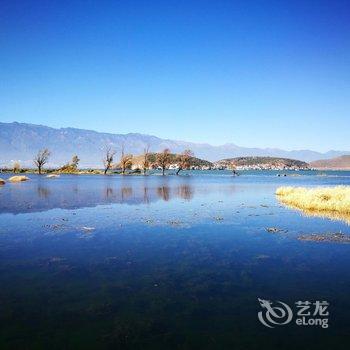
[0,122,349,168]
[310,155,350,170]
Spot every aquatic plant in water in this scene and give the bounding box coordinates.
[276,186,350,224]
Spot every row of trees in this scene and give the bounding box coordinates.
[27,147,194,175]
[155,148,194,175]
[102,144,135,175]
[102,146,194,175]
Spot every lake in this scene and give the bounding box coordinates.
[0,171,349,349]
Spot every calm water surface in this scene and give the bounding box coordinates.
[0,171,350,349]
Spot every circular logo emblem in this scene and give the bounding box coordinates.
[258,298,293,328]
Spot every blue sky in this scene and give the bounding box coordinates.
[1,0,349,151]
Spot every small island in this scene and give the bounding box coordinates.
[213,156,309,171]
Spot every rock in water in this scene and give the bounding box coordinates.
[81,226,95,232]
[46,174,60,178]
[265,227,287,233]
[8,175,30,182]
[0,178,5,185]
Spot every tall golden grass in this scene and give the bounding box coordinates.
[276,186,350,214]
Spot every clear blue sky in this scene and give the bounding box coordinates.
[1,0,349,151]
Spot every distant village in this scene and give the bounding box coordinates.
[211,164,309,171]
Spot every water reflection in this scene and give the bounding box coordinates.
[157,186,170,201]
[176,185,194,201]
[0,176,227,214]
[278,200,350,226]
[37,186,51,199]
[121,187,133,201]
[1,175,350,349]
[105,187,114,199]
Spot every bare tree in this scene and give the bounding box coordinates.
[13,161,21,174]
[156,148,171,175]
[103,146,116,175]
[120,144,133,174]
[176,149,194,175]
[34,149,51,174]
[71,155,80,169]
[141,145,150,175]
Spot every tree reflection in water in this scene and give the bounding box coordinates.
[0,175,239,214]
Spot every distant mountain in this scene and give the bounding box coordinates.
[0,122,349,168]
[310,155,350,170]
